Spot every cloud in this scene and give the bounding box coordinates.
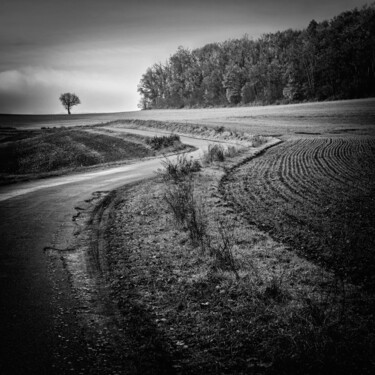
[0,67,136,114]
[0,67,114,91]
[1,0,368,114]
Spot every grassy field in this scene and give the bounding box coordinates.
[0,127,187,184]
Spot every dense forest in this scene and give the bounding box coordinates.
[138,4,375,109]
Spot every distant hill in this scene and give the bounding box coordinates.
[138,4,375,109]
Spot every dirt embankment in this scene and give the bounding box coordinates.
[0,126,191,185]
[97,119,272,148]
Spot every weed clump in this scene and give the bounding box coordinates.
[161,155,206,249]
[146,134,181,150]
[202,144,226,164]
[202,144,243,165]
[160,154,201,183]
[225,145,242,158]
[164,180,207,249]
[251,134,265,147]
[161,154,239,275]
[208,220,239,279]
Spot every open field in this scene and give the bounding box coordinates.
[0,127,188,184]
[1,98,375,136]
[221,136,375,290]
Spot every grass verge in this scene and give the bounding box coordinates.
[103,146,375,374]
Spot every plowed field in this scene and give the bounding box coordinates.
[222,136,375,289]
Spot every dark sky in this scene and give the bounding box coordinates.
[0,0,369,114]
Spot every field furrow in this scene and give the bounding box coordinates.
[222,136,375,289]
[279,141,319,206]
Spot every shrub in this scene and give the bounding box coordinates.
[225,145,242,158]
[160,154,201,183]
[202,144,243,165]
[207,220,239,279]
[202,144,226,164]
[146,134,180,150]
[161,150,240,276]
[164,179,193,226]
[163,179,239,275]
[251,135,265,147]
[164,178,207,249]
[185,196,207,249]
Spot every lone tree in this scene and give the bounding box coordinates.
[59,92,81,115]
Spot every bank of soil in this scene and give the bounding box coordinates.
[96,119,271,148]
[101,146,374,374]
[0,127,189,185]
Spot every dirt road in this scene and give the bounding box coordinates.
[0,130,215,374]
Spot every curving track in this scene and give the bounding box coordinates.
[0,129,215,374]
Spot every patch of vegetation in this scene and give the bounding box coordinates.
[202,144,225,164]
[202,144,244,165]
[163,178,207,250]
[0,128,155,175]
[0,128,38,143]
[160,154,244,278]
[159,154,201,183]
[102,119,270,147]
[251,134,266,147]
[0,128,188,184]
[146,134,181,150]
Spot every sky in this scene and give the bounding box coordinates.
[0,0,370,114]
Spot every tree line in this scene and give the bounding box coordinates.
[138,4,375,109]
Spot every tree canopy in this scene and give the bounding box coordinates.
[59,93,81,115]
[138,4,375,109]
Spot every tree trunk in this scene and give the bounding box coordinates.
[68,107,71,115]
